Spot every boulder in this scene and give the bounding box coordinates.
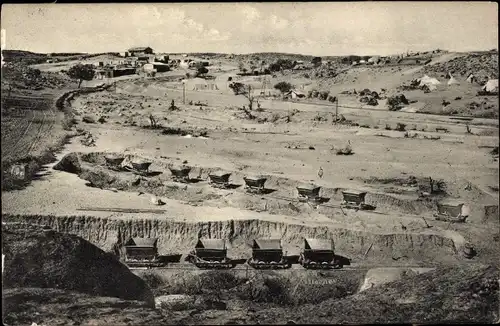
[53,153,82,174]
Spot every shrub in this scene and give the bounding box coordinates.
[274,81,293,94]
[270,113,281,123]
[318,91,330,100]
[82,115,96,123]
[396,123,407,131]
[387,94,409,111]
[141,272,164,290]
[237,274,291,304]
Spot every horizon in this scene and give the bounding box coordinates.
[1,2,498,57]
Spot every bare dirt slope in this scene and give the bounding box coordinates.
[2,223,154,306]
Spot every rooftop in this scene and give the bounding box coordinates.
[128,47,152,52]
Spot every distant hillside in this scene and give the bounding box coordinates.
[421,51,499,84]
[2,50,120,65]
[2,50,49,65]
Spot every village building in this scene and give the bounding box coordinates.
[128,46,154,57]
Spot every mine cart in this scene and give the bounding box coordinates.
[124,237,165,268]
[434,200,467,223]
[130,160,153,175]
[169,165,191,183]
[341,190,368,210]
[243,176,267,194]
[297,184,322,203]
[208,171,232,189]
[187,239,235,269]
[299,238,343,269]
[104,155,125,171]
[247,239,291,269]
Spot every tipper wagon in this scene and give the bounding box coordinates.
[299,238,343,269]
[247,239,291,269]
[124,237,165,268]
[187,239,236,269]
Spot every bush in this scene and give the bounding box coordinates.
[274,81,293,94]
[328,95,337,103]
[318,91,330,100]
[270,113,281,123]
[141,272,164,290]
[387,94,409,111]
[396,123,407,131]
[237,274,291,304]
[82,115,96,123]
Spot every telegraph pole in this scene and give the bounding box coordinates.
[183,82,186,104]
[335,97,339,124]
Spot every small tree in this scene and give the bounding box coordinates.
[243,84,257,110]
[238,62,245,72]
[230,83,256,110]
[67,64,95,88]
[229,82,246,95]
[274,81,292,94]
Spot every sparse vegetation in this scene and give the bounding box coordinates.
[387,94,409,111]
[274,81,293,94]
[67,64,96,88]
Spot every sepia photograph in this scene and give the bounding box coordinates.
[1,2,499,325]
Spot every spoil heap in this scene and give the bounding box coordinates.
[2,223,154,307]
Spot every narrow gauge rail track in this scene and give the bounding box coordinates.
[128,263,439,271]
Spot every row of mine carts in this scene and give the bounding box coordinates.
[106,156,468,221]
[105,155,369,209]
[124,238,345,270]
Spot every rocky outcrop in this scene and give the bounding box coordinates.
[2,222,155,308]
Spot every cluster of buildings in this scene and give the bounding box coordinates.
[92,46,211,80]
[93,46,171,79]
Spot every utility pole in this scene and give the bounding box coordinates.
[183,82,186,105]
[335,97,339,124]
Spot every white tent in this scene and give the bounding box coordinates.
[418,75,441,87]
[482,79,499,93]
[447,73,460,86]
[368,56,381,64]
[286,90,306,99]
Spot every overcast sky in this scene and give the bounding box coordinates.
[1,2,498,56]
